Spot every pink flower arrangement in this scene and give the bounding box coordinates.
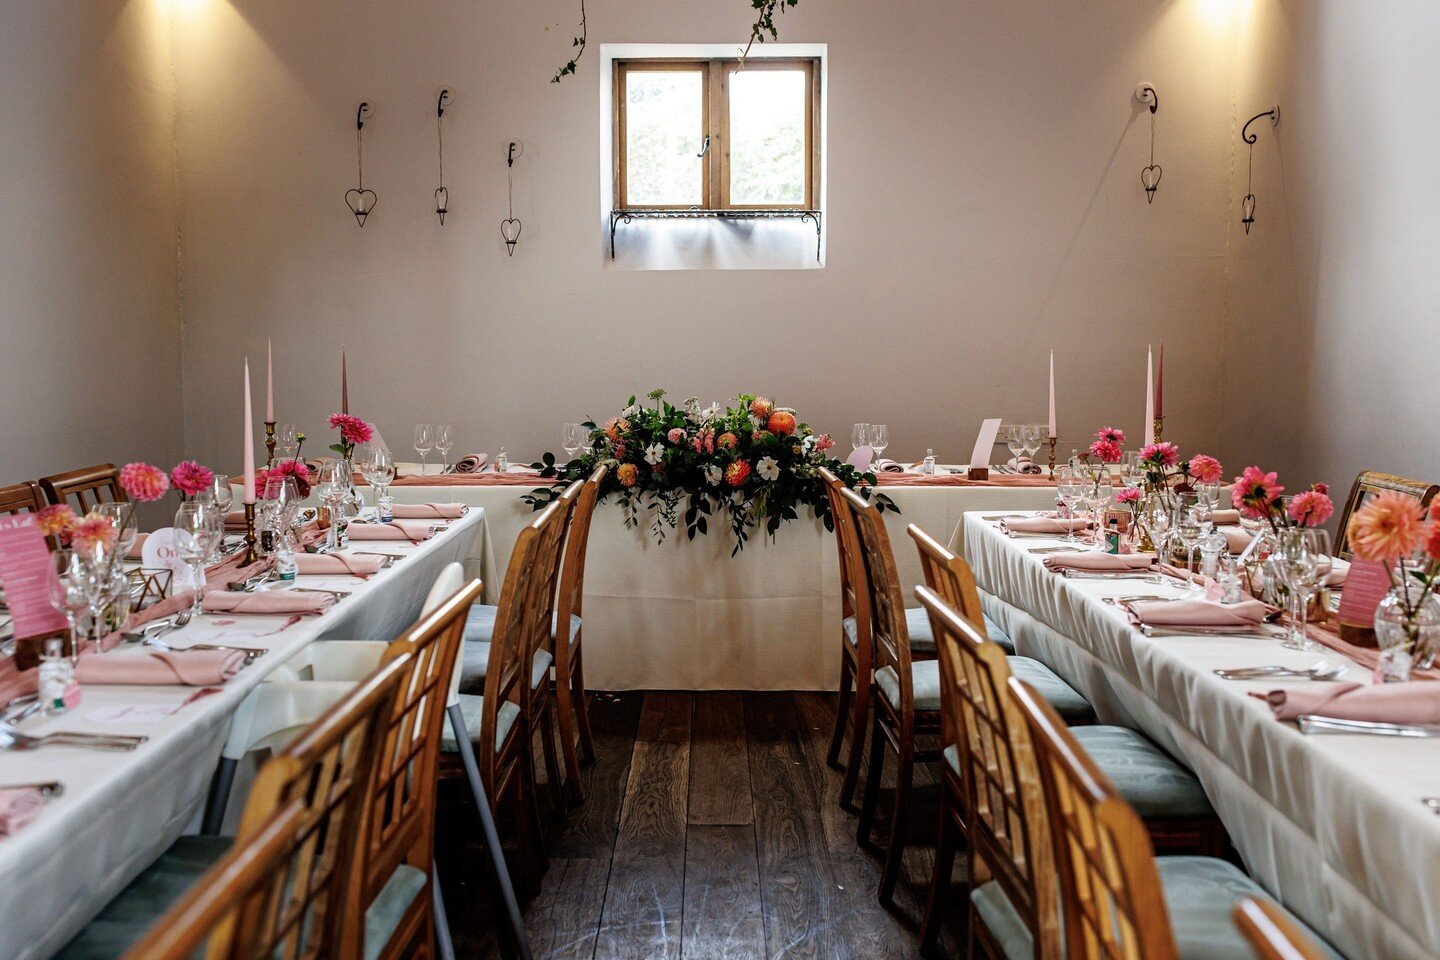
[815,434,835,453]
[1347,491,1427,564]
[171,460,214,499]
[1097,426,1126,445]
[717,432,738,450]
[1231,466,1285,521]
[767,411,798,436]
[71,512,117,553]
[725,460,751,487]
[119,462,169,502]
[616,463,639,487]
[1188,454,1224,485]
[37,504,76,543]
[1088,437,1124,464]
[327,413,374,445]
[1139,442,1180,471]
[748,397,773,419]
[1115,487,1143,505]
[1287,488,1335,528]
[255,459,311,499]
[667,428,686,444]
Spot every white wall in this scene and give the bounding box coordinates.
[0,0,184,484]
[1223,0,1440,495]
[168,0,1244,469]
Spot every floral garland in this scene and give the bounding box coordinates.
[524,389,897,553]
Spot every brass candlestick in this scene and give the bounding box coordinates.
[1047,437,1057,478]
[264,420,277,467]
[240,502,259,566]
[1152,416,1164,444]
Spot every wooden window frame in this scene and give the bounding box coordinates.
[614,57,820,212]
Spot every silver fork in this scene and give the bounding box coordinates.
[143,636,266,661]
[1214,661,1349,681]
[0,726,147,752]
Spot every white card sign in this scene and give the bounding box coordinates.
[141,527,197,578]
[967,418,1003,469]
[846,444,874,471]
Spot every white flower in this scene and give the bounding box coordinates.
[644,443,665,465]
[701,402,721,422]
[801,435,817,452]
[757,456,781,481]
[622,403,641,418]
[704,464,723,486]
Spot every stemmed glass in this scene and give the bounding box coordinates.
[175,502,218,616]
[1276,529,1331,651]
[851,423,872,453]
[1194,482,1221,525]
[46,549,88,662]
[263,476,302,550]
[357,443,395,516]
[1022,425,1045,460]
[562,423,583,460]
[93,502,137,559]
[211,474,234,515]
[434,424,453,474]
[1004,426,1025,464]
[1055,467,1084,544]
[1172,493,1206,593]
[276,424,298,458]
[869,425,890,461]
[1121,452,1145,489]
[1144,498,1174,563]
[315,460,350,550]
[413,423,433,476]
[72,541,117,653]
[1090,472,1114,547]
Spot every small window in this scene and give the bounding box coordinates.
[615,58,819,211]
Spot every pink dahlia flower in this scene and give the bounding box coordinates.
[72,512,118,553]
[1287,489,1335,528]
[119,462,169,501]
[171,460,214,498]
[667,428,686,444]
[1188,454,1224,485]
[1347,491,1427,564]
[327,413,374,446]
[1231,466,1284,520]
[1139,442,1180,470]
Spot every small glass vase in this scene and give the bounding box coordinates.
[1374,576,1440,682]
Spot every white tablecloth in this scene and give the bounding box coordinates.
[962,512,1440,960]
[0,509,490,960]
[389,480,1057,690]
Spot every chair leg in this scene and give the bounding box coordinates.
[519,728,549,865]
[432,860,457,960]
[921,795,960,954]
[571,643,596,765]
[554,667,586,806]
[537,701,565,814]
[446,705,533,960]
[200,756,238,835]
[838,676,872,812]
[856,712,887,849]
[827,652,854,769]
[879,739,915,908]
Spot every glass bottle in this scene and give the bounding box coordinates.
[922,449,936,475]
[495,447,510,473]
[38,638,77,716]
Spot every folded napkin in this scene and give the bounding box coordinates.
[1210,509,1241,526]
[389,502,467,520]
[1042,552,1156,573]
[1006,457,1043,475]
[1127,598,1270,628]
[872,458,909,474]
[1223,527,1255,555]
[224,510,247,532]
[1256,681,1440,723]
[0,787,45,837]
[1003,516,1090,535]
[1326,556,1350,587]
[126,532,149,561]
[292,553,383,578]
[347,520,437,543]
[76,648,246,686]
[454,453,488,474]
[202,590,334,616]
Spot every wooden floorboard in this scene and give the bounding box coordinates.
[688,692,754,826]
[636,691,695,742]
[680,824,766,959]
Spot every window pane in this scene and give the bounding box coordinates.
[625,70,704,206]
[728,69,807,206]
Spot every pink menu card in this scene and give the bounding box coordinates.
[0,514,68,640]
[1336,557,1389,635]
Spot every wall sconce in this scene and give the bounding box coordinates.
[501,140,523,256]
[434,89,453,225]
[344,101,377,227]
[1240,105,1279,235]
[1134,83,1161,203]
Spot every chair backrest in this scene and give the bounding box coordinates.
[423,561,467,617]
[839,486,915,721]
[361,580,485,920]
[1233,898,1330,960]
[555,464,608,633]
[819,467,859,621]
[909,523,988,637]
[190,653,408,959]
[534,479,582,658]
[1334,470,1440,559]
[0,481,45,516]
[916,585,1059,960]
[39,463,126,512]
[1008,677,1178,960]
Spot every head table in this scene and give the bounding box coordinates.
[962,510,1440,960]
[0,508,490,960]
[385,467,1058,690]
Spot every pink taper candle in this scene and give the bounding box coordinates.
[266,339,274,422]
[242,360,256,505]
[341,349,349,415]
[1145,345,1154,435]
[1155,340,1164,419]
[1047,350,1056,439]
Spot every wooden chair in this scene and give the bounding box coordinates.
[0,480,45,515]
[1334,470,1440,559]
[552,463,608,804]
[1009,678,1341,960]
[64,654,409,960]
[39,463,126,512]
[360,578,485,960]
[1234,898,1335,960]
[907,523,1016,655]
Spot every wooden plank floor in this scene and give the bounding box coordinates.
[442,691,966,960]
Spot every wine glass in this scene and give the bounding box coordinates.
[869,425,890,460]
[1194,483,1222,525]
[1004,425,1025,464]
[315,460,349,550]
[174,502,216,616]
[263,476,301,548]
[1022,424,1045,459]
[562,423,583,459]
[1276,529,1330,651]
[211,474,234,514]
[47,548,87,662]
[93,502,137,559]
[276,424,297,458]
[434,424,453,474]
[413,423,433,475]
[1171,493,1206,593]
[1091,473,1114,547]
[71,538,116,653]
[851,423,872,453]
[1055,467,1083,543]
[357,443,396,516]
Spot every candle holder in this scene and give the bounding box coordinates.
[1152,416,1164,444]
[264,421,277,467]
[239,503,259,566]
[1047,437,1057,478]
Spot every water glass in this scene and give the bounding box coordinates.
[358,444,396,516]
[1055,467,1083,542]
[211,474,234,515]
[434,424,453,473]
[413,423,433,475]
[869,424,890,459]
[46,549,87,661]
[276,424,298,458]
[851,423,871,453]
[93,502,137,557]
[1276,529,1331,651]
[315,460,350,549]
[175,502,217,616]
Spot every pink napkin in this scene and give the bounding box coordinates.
[292,554,384,578]
[1211,509,1241,525]
[1256,681,1440,723]
[389,502,467,520]
[1127,598,1270,628]
[347,520,437,543]
[76,649,246,686]
[202,591,334,616]
[1002,516,1090,535]
[454,453,488,474]
[1223,527,1255,554]
[1042,552,1155,573]
[0,787,45,837]
[872,458,909,474]
[126,532,149,560]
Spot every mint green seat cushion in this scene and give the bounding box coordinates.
[843,608,1016,655]
[458,637,551,695]
[364,864,428,960]
[971,857,1347,960]
[54,835,230,960]
[442,692,522,754]
[1069,726,1212,819]
[462,605,580,645]
[876,657,1092,724]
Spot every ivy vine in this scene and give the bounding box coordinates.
[551,0,587,84]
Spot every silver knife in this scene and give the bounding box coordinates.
[1298,716,1440,737]
[1141,624,1273,638]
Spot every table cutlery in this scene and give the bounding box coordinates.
[228,573,273,593]
[143,636,267,661]
[1,695,40,725]
[0,726,148,752]
[1141,624,1273,638]
[1006,532,1063,540]
[1213,662,1349,681]
[1062,571,1167,585]
[1297,716,1440,738]
[1028,546,1081,555]
[123,612,192,643]
[290,587,351,599]
[1101,595,1172,605]
[354,551,403,562]
[0,781,63,798]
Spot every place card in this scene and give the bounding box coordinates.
[0,514,67,642]
[967,418,1003,473]
[846,444,874,471]
[1336,557,1389,645]
[141,527,196,579]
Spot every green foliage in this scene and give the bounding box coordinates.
[551,0,587,83]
